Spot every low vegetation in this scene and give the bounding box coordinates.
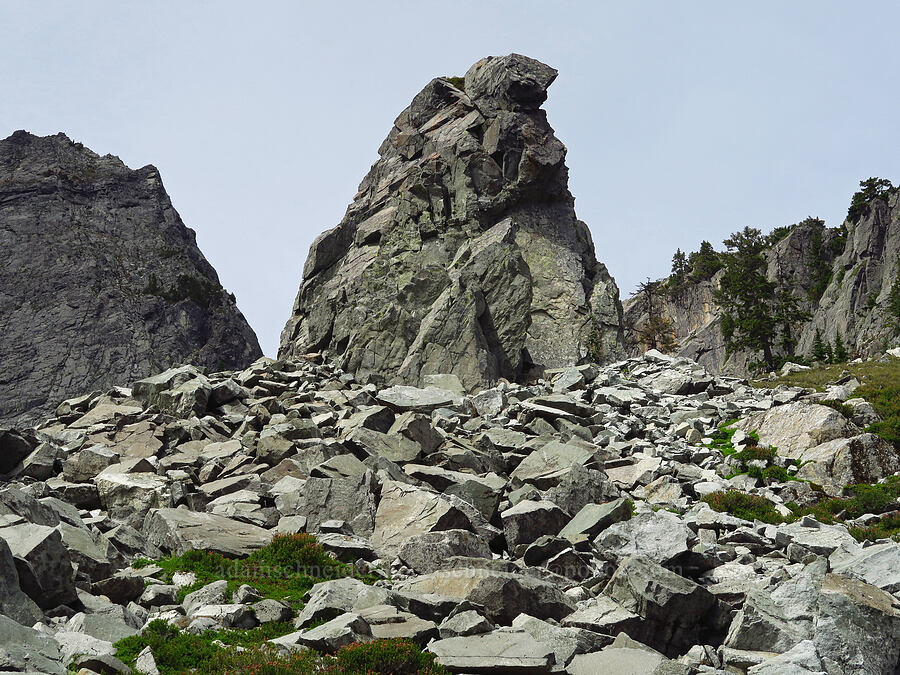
[144,272,221,307]
[133,533,375,609]
[701,490,784,524]
[118,534,410,674]
[703,475,900,541]
[443,75,465,90]
[115,621,447,675]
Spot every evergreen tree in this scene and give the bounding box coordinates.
[715,227,806,371]
[847,177,896,223]
[812,328,828,362]
[775,288,809,354]
[688,240,723,281]
[670,249,688,288]
[833,331,849,362]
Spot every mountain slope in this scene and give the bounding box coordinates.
[0,131,262,425]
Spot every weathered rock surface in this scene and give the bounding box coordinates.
[0,131,261,426]
[279,54,624,389]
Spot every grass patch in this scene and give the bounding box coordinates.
[115,620,447,675]
[701,490,784,524]
[134,533,376,610]
[706,418,740,455]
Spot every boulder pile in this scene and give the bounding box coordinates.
[1,350,900,673]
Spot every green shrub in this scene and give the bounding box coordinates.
[444,76,465,90]
[848,513,900,542]
[706,419,740,455]
[762,465,792,482]
[820,399,855,419]
[847,177,896,224]
[115,620,221,673]
[734,444,775,463]
[335,640,449,675]
[143,272,221,307]
[857,379,900,450]
[701,490,784,524]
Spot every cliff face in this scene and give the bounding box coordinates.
[624,194,900,374]
[279,54,624,389]
[0,131,262,426]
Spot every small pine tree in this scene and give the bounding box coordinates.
[833,331,849,362]
[824,340,834,364]
[670,249,688,288]
[812,328,828,362]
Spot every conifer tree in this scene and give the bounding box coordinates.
[715,227,807,370]
[812,328,828,362]
[670,249,688,288]
[833,331,849,362]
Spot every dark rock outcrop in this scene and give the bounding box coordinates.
[279,54,624,389]
[0,131,262,425]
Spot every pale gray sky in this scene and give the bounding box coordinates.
[3,2,899,355]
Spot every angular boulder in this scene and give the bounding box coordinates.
[143,508,273,557]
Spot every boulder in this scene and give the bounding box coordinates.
[395,567,575,625]
[594,510,693,565]
[427,629,556,673]
[289,612,372,652]
[398,529,492,574]
[278,54,624,390]
[738,402,857,456]
[0,523,78,609]
[559,498,632,541]
[544,465,619,516]
[0,536,42,625]
[793,433,900,496]
[0,614,65,674]
[602,556,727,656]
[94,465,172,527]
[143,508,272,557]
[370,481,471,561]
[294,578,394,629]
[510,440,599,489]
[297,471,379,537]
[0,429,37,474]
[500,500,569,549]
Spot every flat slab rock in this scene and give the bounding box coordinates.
[428,629,556,673]
[376,385,461,412]
[143,507,273,557]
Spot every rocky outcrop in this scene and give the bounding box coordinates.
[0,131,262,426]
[279,54,624,390]
[625,196,900,374]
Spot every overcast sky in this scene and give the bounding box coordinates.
[3,2,900,355]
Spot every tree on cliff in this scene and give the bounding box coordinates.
[715,227,808,371]
[633,278,676,352]
[847,177,896,224]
